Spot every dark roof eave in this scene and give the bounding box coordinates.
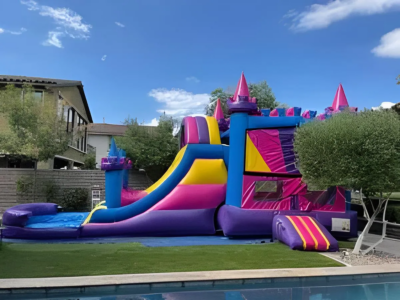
[77,84,93,123]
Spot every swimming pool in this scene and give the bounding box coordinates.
[2,273,400,300]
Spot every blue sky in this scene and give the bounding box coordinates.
[1,0,399,125]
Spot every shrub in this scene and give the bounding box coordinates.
[16,176,34,195]
[41,180,58,203]
[81,153,97,170]
[61,188,89,211]
[386,206,400,224]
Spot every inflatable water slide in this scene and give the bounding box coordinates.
[3,117,228,239]
[2,72,358,252]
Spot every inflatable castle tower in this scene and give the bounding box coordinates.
[101,138,132,208]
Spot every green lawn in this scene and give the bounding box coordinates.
[0,242,344,279]
[337,241,356,249]
[391,192,400,200]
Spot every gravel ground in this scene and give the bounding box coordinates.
[326,248,400,266]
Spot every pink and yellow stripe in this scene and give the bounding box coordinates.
[286,216,330,251]
[149,159,227,211]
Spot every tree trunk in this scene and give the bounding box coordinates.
[353,191,386,254]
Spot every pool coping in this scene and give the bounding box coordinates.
[1,264,400,292]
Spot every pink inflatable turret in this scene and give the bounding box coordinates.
[332,83,349,110]
[227,72,258,114]
[318,84,358,120]
[213,98,230,132]
[213,99,225,120]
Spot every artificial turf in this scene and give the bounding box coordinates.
[0,242,345,278]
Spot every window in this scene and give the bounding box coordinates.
[304,186,336,207]
[20,90,43,102]
[253,180,283,201]
[255,181,277,193]
[57,92,64,117]
[64,106,88,152]
[65,107,74,133]
[34,91,43,102]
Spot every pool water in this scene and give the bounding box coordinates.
[134,282,400,300]
[4,279,400,300]
[25,212,89,229]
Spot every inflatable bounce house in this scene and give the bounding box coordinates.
[2,73,358,252]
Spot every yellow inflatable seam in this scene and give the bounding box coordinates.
[308,217,330,250]
[95,201,105,208]
[286,216,306,250]
[205,116,221,145]
[145,145,187,193]
[82,205,107,225]
[180,159,227,185]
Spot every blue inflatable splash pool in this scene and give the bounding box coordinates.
[25,212,89,229]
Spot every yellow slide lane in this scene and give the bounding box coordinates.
[145,145,187,194]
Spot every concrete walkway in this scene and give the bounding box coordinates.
[2,264,400,290]
[362,233,400,256]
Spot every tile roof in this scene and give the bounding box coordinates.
[88,123,156,136]
[0,75,81,86]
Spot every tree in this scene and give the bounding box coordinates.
[205,81,281,117]
[0,84,71,163]
[116,114,179,181]
[205,88,232,118]
[294,109,400,254]
[248,81,278,110]
[81,153,97,170]
[397,75,400,85]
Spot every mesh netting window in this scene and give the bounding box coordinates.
[253,181,283,201]
[304,186,336,206]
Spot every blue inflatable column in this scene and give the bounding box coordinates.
[226,113,248,207]
[105,170,123,208]
[102,137,125,209]
[120,149,129,190]
[123,169,129,189]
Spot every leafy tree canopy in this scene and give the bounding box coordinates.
[294,109,400,196]
[205,81,283,118]
[0,84,71,162]
[205,88,231,118]
[81,153,97,170]
[115,114,179,181]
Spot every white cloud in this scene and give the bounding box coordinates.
[0,27,27,35]
[21,0,39,10]
[39,6,91,39]
[101,55,107,61]
[115,22,125,28]
[283,9,298,19]
[186,76,200,83]
[372,102,396,110]
[145,118,159,126]
[43,31,63,48]
[372,28,400,58]
[21,0,91,47]
[9,28,27,35]
[148,88,210,117]
[288,0,400,31]
[144,117,181,136]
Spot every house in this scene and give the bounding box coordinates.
[87,123,156,169]
[0,75,93,169]
[87,123,128,169]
